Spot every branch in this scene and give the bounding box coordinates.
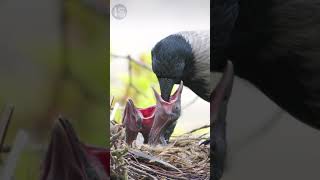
[0,130,29,180]
[111,54,152,71]
[112,54,151,100]
[186,124,210,134]
[0,104,14,153]
[182,97,199,110]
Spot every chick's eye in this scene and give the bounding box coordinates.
[136,116,142,122]
[173,105,180,112]
[136,116,143,129]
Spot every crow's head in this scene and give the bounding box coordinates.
[151,34,193,101]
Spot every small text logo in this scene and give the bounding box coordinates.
[112,4,127,20]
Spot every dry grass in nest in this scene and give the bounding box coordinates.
[110,122,210,180]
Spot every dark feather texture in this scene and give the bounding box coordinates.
[152,31,211,101]
[221,0,320,129]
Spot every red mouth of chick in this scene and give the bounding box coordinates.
[122,82,183,146]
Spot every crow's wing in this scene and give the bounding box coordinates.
[212,0,239,71]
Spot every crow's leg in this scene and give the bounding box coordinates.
[211,61,234,180]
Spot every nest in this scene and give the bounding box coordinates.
[110,122,210,180]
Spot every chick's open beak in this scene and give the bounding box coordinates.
[148,82,183,145]
[40,117,109,180]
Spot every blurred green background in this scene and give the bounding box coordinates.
[110,53,158,123]
[0,0,108,179]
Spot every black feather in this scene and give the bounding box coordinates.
[151,34,193,79]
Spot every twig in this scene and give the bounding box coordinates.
[182,96,199,110]
[111,54,152,72]
[129,150,182,173]
[110,102,120,121]
[142,163,189,180]
[110,96,115,110]
[0,104,14,152]
[111,128,124,143]
[127,165,157,180]
[0,130,29,180]
[113,54,151,100]
[186,124,210,134]
[129,161,188,180]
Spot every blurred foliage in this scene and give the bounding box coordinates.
[0,0,108,179]
[110,52,158,124]
[14,150,41,180]
[58,0,108,146]
[65,0,107,43]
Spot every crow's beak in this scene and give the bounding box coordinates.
[158,78,175,102]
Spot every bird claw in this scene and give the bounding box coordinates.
[200,138,210,146]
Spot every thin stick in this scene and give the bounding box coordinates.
[110,102,120,121]
[127,166,157,180]
[0,104,14,151]
[182,96,199,110]
[0,130,29,180]
[186,124,210,134]
[129,150,182,173]
[111,54,152,72]
[110,96,115,110]
[141,163,189,180]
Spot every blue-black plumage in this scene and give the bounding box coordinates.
[152,30,211,102]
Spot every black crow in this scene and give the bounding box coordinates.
[151,31,230,180]
[151,31,212,143]
[214,0,320,130]
[153,1,320,179]
[152,30,211,102]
